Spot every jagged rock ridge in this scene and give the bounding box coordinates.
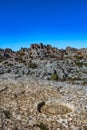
[0,43,87,84]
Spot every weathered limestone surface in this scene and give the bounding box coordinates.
[0,78,87,130]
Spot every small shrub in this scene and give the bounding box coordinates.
[36,123,49,130]
[83,63,87,67]
[28,62,37,69]
[6,69,11,73]
[3,110,12,119]
[18,59,26,64]
[76,62,83,67]
[75,56,83,60]
[51,73,58,81]
[7,63,13,66]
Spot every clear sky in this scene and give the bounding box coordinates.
[0,0,87,50]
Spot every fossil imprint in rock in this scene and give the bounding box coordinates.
[37,101,73,115]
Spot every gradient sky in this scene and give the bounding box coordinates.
[0,0,87,50]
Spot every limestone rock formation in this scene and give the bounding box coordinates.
[0,44,87,129]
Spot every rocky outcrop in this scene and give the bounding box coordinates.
[0,43,87,84]
[0,43,87,60]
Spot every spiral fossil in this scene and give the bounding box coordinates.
[38,102,72,115]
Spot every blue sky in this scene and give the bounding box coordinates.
[0,0,87,50]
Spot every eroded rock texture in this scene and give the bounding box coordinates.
[0,44,87,129]
[0,78,87,130]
